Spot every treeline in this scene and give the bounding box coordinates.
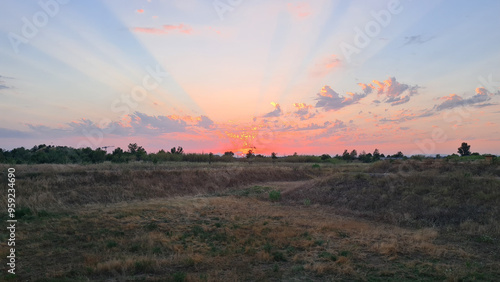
[0,144,232,164]
[0,143,495,165]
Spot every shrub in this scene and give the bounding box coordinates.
[269,190,281,202]
[172,272,187,281]
[106,241,117,248]
[272,251,287,261]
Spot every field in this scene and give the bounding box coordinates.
[1,160,500,281]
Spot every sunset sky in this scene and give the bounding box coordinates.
[1,0,499,156]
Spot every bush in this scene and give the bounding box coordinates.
[269,190,281,202]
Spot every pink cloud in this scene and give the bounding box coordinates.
[263,102,282,117]
[367,77,420,106]
[315,85,368,111]
[163,24,192,34]
[293,103,316,120]
[132,24,193,35]
[287,2,311,18]
[435,88,492,111]
[136,9,144,13]
[310,55,341,77]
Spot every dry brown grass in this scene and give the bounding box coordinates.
[0,193,495,280]
[0,162,322,213]
[0,161,499,281]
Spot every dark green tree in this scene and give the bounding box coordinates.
[128,143,138,154]
[111,147,125,163]
[91,148,106,163]
[373,149,381,161]
[350,149,358,160]
[224,151,234,157]
[171,146,184,154]
[342,150,350,160]
[458,142,471,156]
[393,151,404,158]
[246,149,254,159]
[271,152,278,162]
[321,154,331,161]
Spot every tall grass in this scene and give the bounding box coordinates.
[0,163,317,213]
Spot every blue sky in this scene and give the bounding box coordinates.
[1,0,499,156]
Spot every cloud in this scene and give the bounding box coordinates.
[287,2,311,18]
[371,77,420,106]
[0,128,32,138]
[315,77,418,111]
[263,102,282,117]
[136,9,144,13]
[403,35,434,46]
[197,115,214,129]
[295,121,332,131]
[435,87,493,111]
[379,108,434,123]
[314,119,348,138]
[128,112,188,134]
[379,86,497,124]
[26,112,214,138]
[387,95,411,106]
[310,55,341,77]
[132,24,192,34]
[293,103,316,120]
[315,85,367,111]
[358,83,375,95]
[0,75,12,90]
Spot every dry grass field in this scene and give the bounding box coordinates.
[1,160,499,281]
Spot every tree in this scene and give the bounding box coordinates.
[271,152,278,163]
[177,146,184,154]
[359,151,373,163]
[246,149,254,159]
[128,143,138,154]
[342,150,350,161]
[208,152,213,164]
[393,151,404,158]
[350,149,358,160]
[171,146,184,155]
[135,146,147,160]
[128,143,146,160]
[321,154,331,161]
[373,149,381,161]
[91,148,107,163]
[224,151,234,157]
[111,147,125,163]
[112,147,123,155]
[458,142,471,156]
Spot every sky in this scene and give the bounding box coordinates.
[1,0,499,156]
